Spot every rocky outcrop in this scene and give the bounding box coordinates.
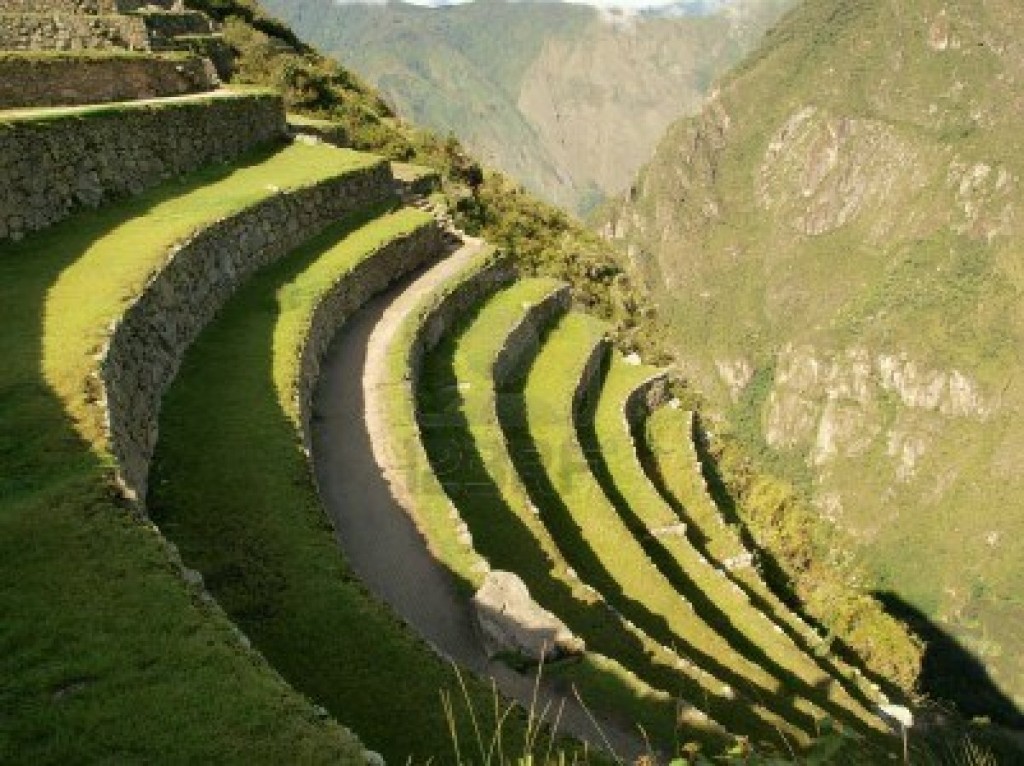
[0,53,217,108]
[101,160,393,505]
[765,344,995,470]
[0,92,285,240]
[492,284,571,389]
[755,106,932,238]
[472,570,584,662]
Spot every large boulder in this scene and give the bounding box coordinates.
[472,571,584,662]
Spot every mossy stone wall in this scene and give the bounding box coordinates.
[0,93,286,240]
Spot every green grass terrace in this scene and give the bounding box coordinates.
[0,141,385,761]
[416,277,732,751]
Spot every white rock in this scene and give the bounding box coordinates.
[472,571,584,661]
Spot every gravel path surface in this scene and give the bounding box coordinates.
[311,238,646,760]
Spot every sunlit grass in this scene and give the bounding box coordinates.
[0,147,383,762]
[508,312,806,747]
[587,353,876,732]
[416,278,724,751]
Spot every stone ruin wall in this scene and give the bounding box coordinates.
[623,371,672,428]
[572,336,611,418]
[0,9,210,52]
[0,93,285,240]
[493,284,571,389]
[0,0,179,12]
[100,161,395,505]
[0,53,216,108]
[407,255,518,384]
[295,222,446,453]
[0,13,150,51]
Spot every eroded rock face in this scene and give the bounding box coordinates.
[472,571,584,662]
[765,343,994,471]
[756,107,932,238]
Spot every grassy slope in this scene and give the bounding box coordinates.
[584,354,877,732]
[44,142,379,446]
[416,278,732,751]
[600,0,1024,701]
[260,0,593,207]
[641,406,882,707]
[503,312,811,748]
[0,145,379,762]
[146,207,535,762]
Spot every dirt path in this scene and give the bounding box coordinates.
[312,238,646,761]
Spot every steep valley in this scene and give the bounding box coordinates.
[261,0,793,213]
[603,0,1024,723]
[4,0,1023,759]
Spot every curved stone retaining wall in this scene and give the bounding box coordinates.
[407,256,517,382]
[493,284,571,390]
[295,221,444,451]
[623,371,672,428]
[100,160,394,504]
[0,93,285,240]
[571,336,611,417]
[0,53,216,108]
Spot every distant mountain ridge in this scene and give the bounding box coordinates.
[602,0,1024,723]
[261,0,793,213]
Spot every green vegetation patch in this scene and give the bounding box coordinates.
[148,207,539,762]
[502,312,808,748]
[585,355,879,733]
[641,406,879,710]
[0,150,383,762]
[40,141,379,449]
[416,278,719,752]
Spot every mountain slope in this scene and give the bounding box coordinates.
[603,0,1024,722]
[261,0,793,213]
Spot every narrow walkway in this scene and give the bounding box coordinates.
[312,240,645,760]
[0,88,249,120]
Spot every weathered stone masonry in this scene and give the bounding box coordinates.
[407,256,517,383]
[493,284,571,389]
[0,0,180,13]
[572,335,611,418]
[0,13,150,51]
[623,371,672,428]
[101,160,395,504]
[0,53,216,108]
[0,93,285,240]
[0,10,212,52]
[295,221,446,452]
